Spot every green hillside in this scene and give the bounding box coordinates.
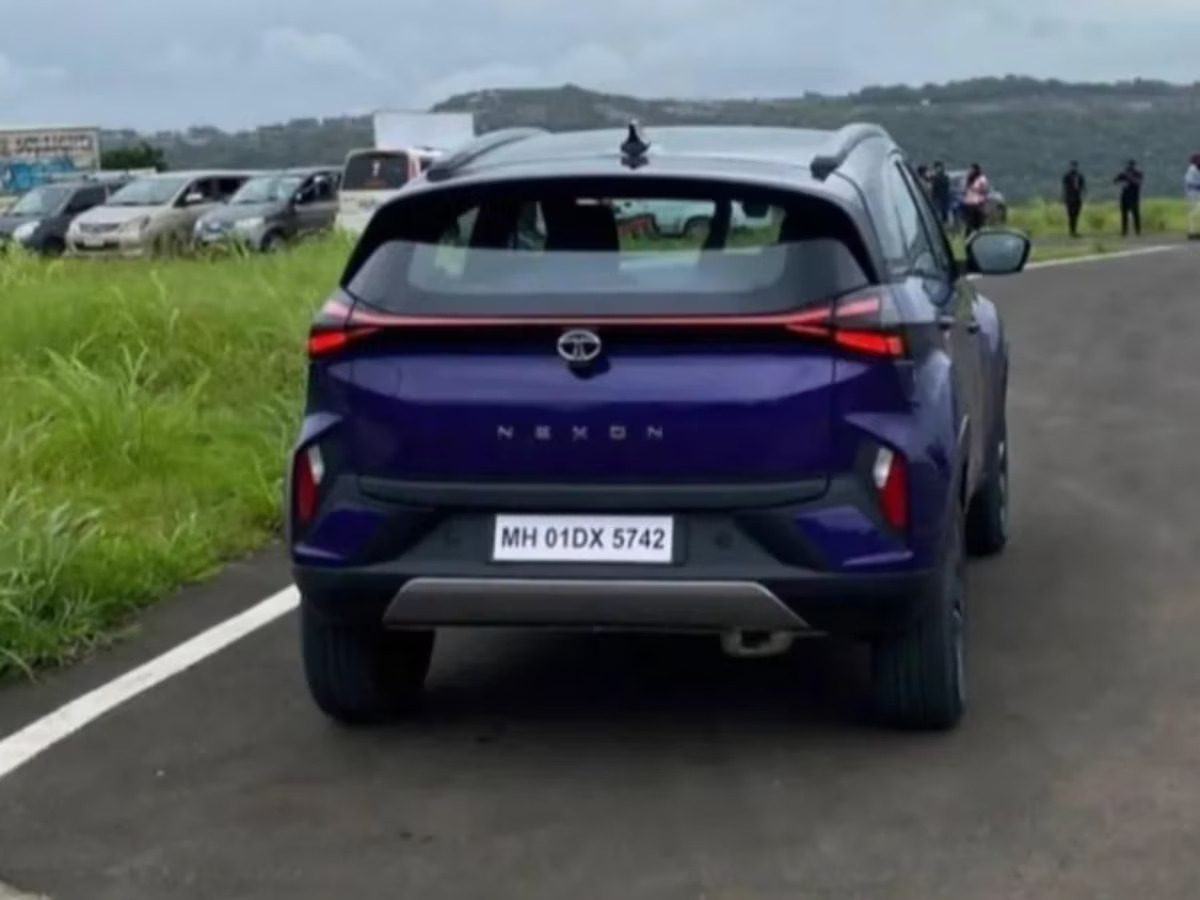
[102,77,1200,202]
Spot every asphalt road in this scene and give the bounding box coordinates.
[3,249,1200,899]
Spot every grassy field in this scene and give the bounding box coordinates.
[1007,197,1190,239]
[0,208,1186,679]
[0,241,350,677]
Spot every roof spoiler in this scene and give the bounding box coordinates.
[425,128,547,182]
[809,123,889,181]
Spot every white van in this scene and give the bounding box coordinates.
[335,148,441,235]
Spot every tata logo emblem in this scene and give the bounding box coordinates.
[557,329,603,367]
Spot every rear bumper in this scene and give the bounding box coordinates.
[296,563,936,638]
[66,236,150,257]
[292,468,947,639]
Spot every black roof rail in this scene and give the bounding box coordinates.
[425,128,547,182]
[809,123,890,181]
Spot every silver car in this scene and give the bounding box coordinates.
[67,170,251,256]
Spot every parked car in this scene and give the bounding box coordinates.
[612,198,777,239]
[336,148,441,236]
[948,169,1008,227]
[289,124,1030,730]
[67,170,251,256]
[194,167,341,252]
[0,176,128,255]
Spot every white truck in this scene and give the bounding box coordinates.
[336,111,476,235]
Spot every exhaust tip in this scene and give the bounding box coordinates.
[721,630,796,659]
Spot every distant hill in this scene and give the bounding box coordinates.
[104,78,1200,202]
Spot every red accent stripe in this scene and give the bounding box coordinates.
[328,297,879,331]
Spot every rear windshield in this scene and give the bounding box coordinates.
[344,179,873,317]
[342,152,410,191]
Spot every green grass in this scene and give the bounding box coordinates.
[0,239,351,677]
[1007,197,1190,239]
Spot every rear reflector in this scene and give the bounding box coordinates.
[293,445,324,525]
[873,447,909,531]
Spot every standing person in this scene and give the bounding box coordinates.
[1185,154,1200,240]
[1062,161,1087,238]
[930,161,952,226]
[1114,160,1144,237]
[962,163,991,236]
[916,165,932,197]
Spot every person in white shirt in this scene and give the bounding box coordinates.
[1186,154,1200,240]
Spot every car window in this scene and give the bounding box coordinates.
[66,187,104,213]
[308,176,337,203]
[346,181,873,318]
[179,178,214,205]
[217,178,244,200]
[343,152,410,190]
[897,164,954,276]
[880,161,939,277]
[80,186,108,207]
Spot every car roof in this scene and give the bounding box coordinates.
[139,170,255,179]
[423,125,894,188]
[248,166,336,176]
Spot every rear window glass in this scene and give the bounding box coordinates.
[343,152,410,191]
[344,180,872,317]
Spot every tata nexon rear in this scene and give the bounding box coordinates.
[289,124,1029,730]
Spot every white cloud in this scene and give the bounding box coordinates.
[259,27,383,81]
[0,51,66,98]
[5,0,1200,128]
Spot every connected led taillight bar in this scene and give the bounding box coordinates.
[306,293,906,359]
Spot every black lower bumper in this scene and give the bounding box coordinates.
[296,562,936,638]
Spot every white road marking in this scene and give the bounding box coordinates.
[0,238,1188,785]
[0,881,49,899]
[1025,243,1181,270]
[0,586,299,782]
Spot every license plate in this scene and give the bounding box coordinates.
[80,236,105,248]
[492,515,674,564]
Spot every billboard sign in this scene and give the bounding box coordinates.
[0,127,100,195]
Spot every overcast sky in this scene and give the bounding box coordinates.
[2,0,1198,131]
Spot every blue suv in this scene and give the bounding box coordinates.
[289,124,1030,730]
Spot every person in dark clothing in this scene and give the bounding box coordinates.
[962,164,991,236]
[1062,161,1086,238]
[930,161,952,226]
[1114,160,1144,237]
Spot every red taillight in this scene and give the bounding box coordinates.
[834,329,906,357]
[783,295,906,359]
[873,447,909,531]
[293,445,324,526]
[307,327,378,359]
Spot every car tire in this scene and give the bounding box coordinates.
[41,238,65,257]
[870,509,967,731]
[261,231,285,254]
[301,602,435,725]
[967,423,1009,557]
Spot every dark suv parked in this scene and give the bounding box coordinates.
[0,178,126,255]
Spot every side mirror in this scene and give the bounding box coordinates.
[965,229,1031,276]
[183,191,206,207]
[741,201,770,218]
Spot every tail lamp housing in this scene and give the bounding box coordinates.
[873,446,909,532]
